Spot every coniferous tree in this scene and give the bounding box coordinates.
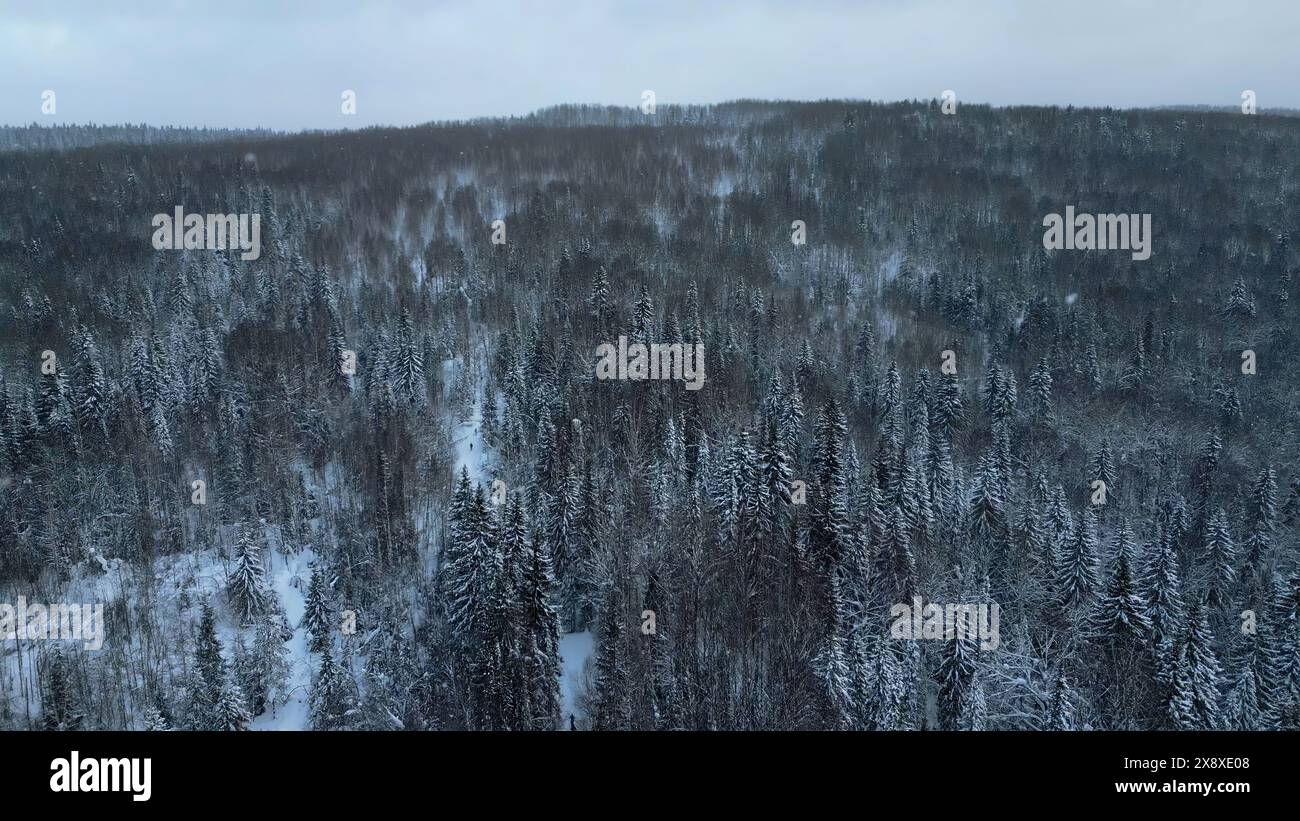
[592,588,630,731]
[1027,357,1052,419]
[1203,508,1236,610]
[1242,466,1278,582]
[1089,521,1152,642]
[213,674,253,731]
[1142,528,1185,645]
[1047,671,1077,730]
[519,523,562,730]
[310,645,357,730]
[1224,630,1266,730]
[302,565,332,652]
[1090,440,1116,496]
[1167,602,1223,730]
[936,618,983,731]
[42,652,84,730]
[227,523,271,625]
[391,308,426,406]
[187,602,222,728]
[1056,509,1101,610]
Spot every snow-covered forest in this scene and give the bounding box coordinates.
[1,100,1298,731]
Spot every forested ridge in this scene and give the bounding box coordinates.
[0,99,1297,731]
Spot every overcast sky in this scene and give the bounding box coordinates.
[2,0,1297,130]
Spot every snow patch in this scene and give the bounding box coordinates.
[559,630,594,730]
[251,547,315,731]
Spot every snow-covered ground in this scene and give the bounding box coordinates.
[448,358,491,487]
[252,546,314,731]
[559,631,593,730]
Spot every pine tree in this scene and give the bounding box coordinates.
[169,265,192,316]
[143,698,173,731]
[1142,527,1185,645]
[796,340,817,394]
[251,615,291,717]
[1088,521,1152,642]
[519,521,562,729]
[1167,601,1222,730]
[936,617,982,731]
[1242,466,1278,581]
[302,565,332,652]
[1047,671,1076,730]
[1056,508,1100,609]
[310,645,357,730]
[567,461,601,631]
[967,450,1006,546]
[188,602,227,729]
[37,361,75,442]
[1223,276,1257,318]
[1264,575,1300,728]
[930,372,965,442]
[1118,334,1147,393]
[1081,343,1102,393]
[1223,631,1265,730]
[1090,439,1116,495]
[867,637,906,730]
[812,571,853,729]
[809,399,850,579]
[588,265,611,334]
[878,362,902,420]
[227,524,271,625]
[214,674,252,731]
[444,482,501,644]
[981,361,1017,425]
[631,284,655,344]
[1203,508,1236,610]
[1219,385,1242,426]
[854,321,877,411]
[876,504,917,604]
[74,336,111,435]
[757,418,793,561]
[592,589,630,730]
[391,308,426,406]
[1027,357,1052,419]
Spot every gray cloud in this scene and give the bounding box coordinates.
[2,0,1297,129]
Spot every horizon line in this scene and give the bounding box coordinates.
[4,98,1297,135]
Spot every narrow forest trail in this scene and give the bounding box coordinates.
[448,348,595,730]
[559,631,593,729]
[448,358,490,486]
[251,546,314,730]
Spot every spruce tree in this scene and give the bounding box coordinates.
[592,589,630,730]
[227,523,271,625]
[1242,466,1278,581]
[520,522,562,729]
[1142,528,1185,645]
[301,565,332,652]
[1223,631,1266,730]
[936,618,982,731]
[1047,671,1076,730]
[1056,508,1100,610]
[1027,357,1052,418]
[310,645,357,730]
[1167,602,1223,730]
[214,675,252,731]
[1203,508,1236,610]
[1089,521,1152,642]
